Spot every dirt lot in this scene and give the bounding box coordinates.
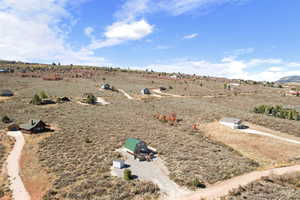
[0,67,300,199]
[202,122,300,167]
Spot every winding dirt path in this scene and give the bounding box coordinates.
[96,97,110,105]
[152,89,182,97]
[180,164,300,200]
[118,89,134,100]
[6,131,30,200]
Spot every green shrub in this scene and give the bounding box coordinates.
[2,115,11,123]
[40,91,48,99]
[191,178,206,188]
[31,94,42,105]
[123,169,132,181]
[86,94,97,104]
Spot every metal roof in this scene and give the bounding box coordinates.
[123,138,141,152]
[20,119,44,130]
[220,118,242,124]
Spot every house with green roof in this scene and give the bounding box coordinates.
[123,138,149,154]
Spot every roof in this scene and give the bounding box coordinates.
[141,88,151,94]
[20,119,45,131]
[0,89,13,96]
[220,118,241,124]
[123,138,141,152]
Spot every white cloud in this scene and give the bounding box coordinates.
[115,0,150,21]
[183,33,199,39]
[105,20,153,40]
[268,67,283,72]
[84,27,94,38]
[155,45,172,50]
[157,0,248,16]
[0,0,107,65]
[87,19,154,49]
[225,48,254,57]
[140,56,300,81]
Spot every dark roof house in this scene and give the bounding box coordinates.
[0,89,13,97]
[101,84,111,90]
[20,119,48,133]
[141,88,151,95]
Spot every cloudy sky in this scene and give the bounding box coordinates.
[0,0,300,81]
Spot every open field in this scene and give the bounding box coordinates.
[1,66,300,199]
[203,122,300,167]
[0,131,13,200]
[224,172,300,200]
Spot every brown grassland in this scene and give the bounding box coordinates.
[0,65,300,199]
[224,172,300,200]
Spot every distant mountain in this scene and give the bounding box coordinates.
[277,76,300,83]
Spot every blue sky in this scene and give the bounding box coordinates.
[0,0,300,81]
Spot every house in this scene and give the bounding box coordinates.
[141,88,151,95]
[288,90,300,96]
[113,160,125,169]
[101,84,111,90]
[123,138,153,161]
[0,89,13,97]
[20,119,48,133]
[0,69,9,73]
[220,118,243,129]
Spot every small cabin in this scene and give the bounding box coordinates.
[220,118,243,129]
[20,119,48,133]
[101,84,111,90]
[0,89,13,97]
[141,88,151,95]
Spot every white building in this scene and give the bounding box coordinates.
[219,118,243,129]
[113,160,125,169]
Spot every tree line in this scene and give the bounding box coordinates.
[254,105,300,121]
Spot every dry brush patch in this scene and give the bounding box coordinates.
[223,173,300,200]
[1,72,298,199]
[0,131,14,199]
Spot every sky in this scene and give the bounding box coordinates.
[0,0,300,81]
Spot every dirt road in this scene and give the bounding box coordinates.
[118,89,134,100]
[180,164,300,200]
[152,89,182,97]
[240,129,300,145]
[96,97,110,105]
[6,131,30,200]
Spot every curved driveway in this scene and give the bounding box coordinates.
[6,131,30,200]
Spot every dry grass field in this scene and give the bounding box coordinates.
[0,65,300,199]
[203,122,300,167]
[224,172,300,199]
[0,131,14,200]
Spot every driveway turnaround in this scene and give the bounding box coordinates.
[96,97,110,105]
[220,121,300,145]
[6,131,31,200]
[111,149,190,200]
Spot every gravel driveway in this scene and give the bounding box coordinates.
[111,149,190,200]
[6,131,30,200]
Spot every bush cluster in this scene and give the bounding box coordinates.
[254,105,300,121]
